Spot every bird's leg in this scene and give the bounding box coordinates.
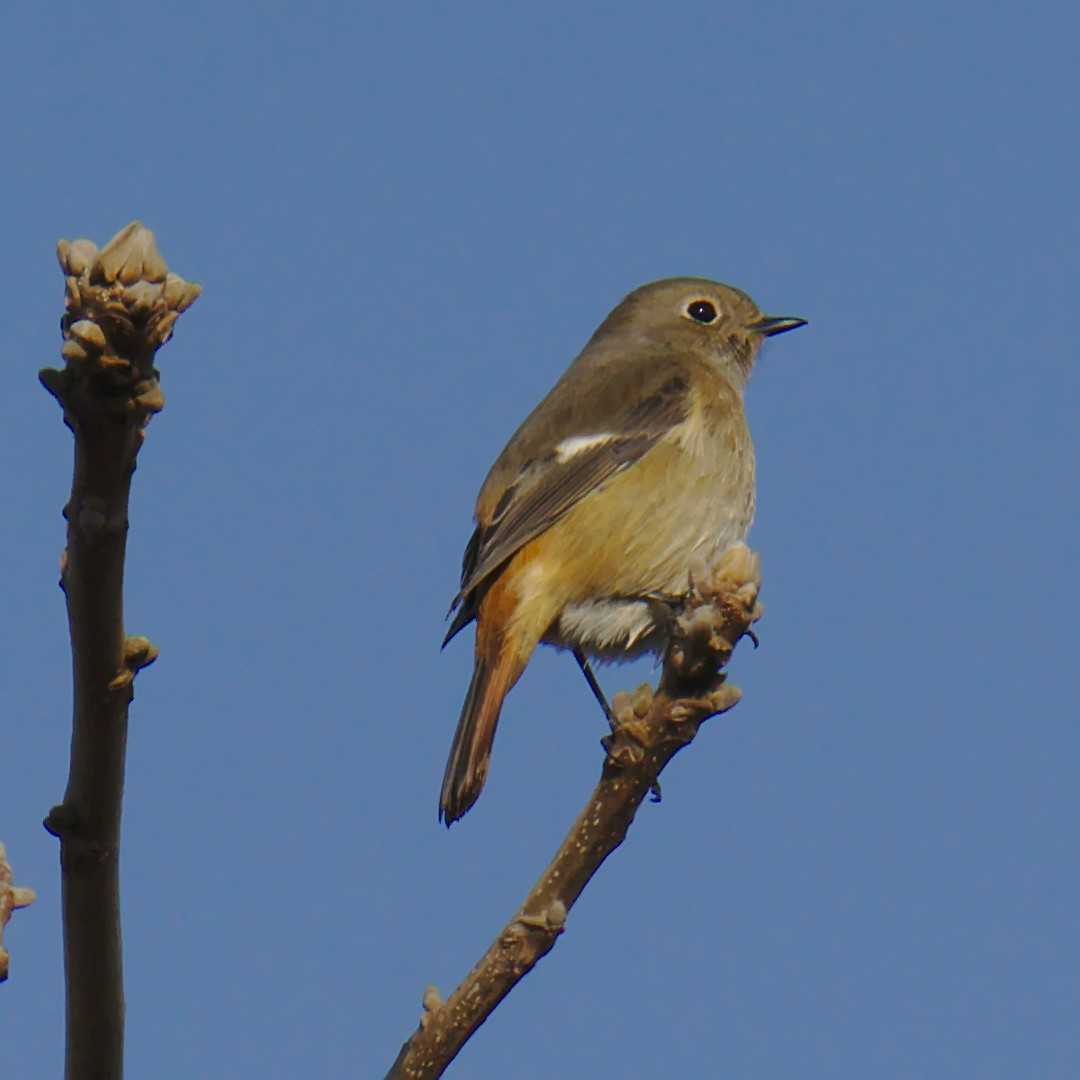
[642,589,690,634]
[577,646,665,804]
[572,648,616,731]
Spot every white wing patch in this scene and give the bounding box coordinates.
[554,433,614,463]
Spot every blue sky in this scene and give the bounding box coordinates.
[3,2,1078,1076]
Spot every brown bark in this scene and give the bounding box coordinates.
[387,544,763,1078]
[40,223,200,1080]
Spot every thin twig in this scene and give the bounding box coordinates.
[0,842,37,982]
[387,544,763,1078]
[40,222,200,1080]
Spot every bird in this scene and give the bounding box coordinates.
[439,277,805,824]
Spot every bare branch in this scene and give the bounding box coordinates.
[387,543,763,1078]
[0,843,37,983]
[40,222,200,1080]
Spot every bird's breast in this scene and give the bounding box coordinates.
[535,391,755,659]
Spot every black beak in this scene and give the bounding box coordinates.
[748,315,808,337]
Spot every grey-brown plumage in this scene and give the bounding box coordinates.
[441,277,805,823]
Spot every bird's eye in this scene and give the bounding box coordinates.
[686,299,717,324]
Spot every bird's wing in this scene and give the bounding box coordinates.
[443,371,690,645]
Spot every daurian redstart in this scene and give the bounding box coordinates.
[441,277,805,824]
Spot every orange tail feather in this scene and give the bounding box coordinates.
[440,550,562,824]
[439,645,524,825]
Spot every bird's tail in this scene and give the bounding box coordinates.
[440,559,559,825]
[439,647,522,826]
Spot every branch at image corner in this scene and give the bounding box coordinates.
[0,843,37,982]
[386,543,764,1080]
[39,222,201,1080]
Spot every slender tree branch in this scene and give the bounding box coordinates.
[387,543,764,1078]
[0,842,37,982]
[40,222,200,1080]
